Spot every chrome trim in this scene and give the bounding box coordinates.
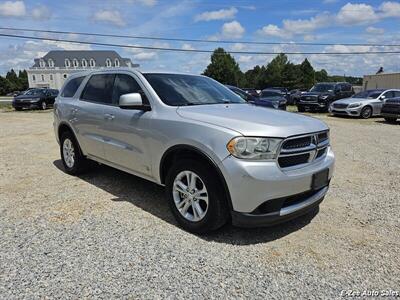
[280,186,328,216]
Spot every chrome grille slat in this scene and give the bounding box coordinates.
[278,131,329,168]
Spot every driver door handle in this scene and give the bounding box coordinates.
[104,113,115,120]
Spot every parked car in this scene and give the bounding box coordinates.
[12,88,59,111]
[269,87,290,102]
[297,82,354,112]
[225,85,256,102]
[55,70,335,233]
[241,88,260,98]
[289,89,307,105]
[257,89,287,110]
[380,97,400,123]
[330,89,400,119]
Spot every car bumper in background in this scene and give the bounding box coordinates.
[220,147,335,227]
[12,101,41,109]
[329,106,362,117]
[297,101,328,109]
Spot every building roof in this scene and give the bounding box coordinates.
[32,50,137,68]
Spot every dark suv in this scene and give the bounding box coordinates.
[297,82,354,112]
[12,88,59,111]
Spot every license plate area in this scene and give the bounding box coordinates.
[311,169,329,190]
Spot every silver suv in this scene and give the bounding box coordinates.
[54,69,335,233]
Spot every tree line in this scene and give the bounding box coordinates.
[0,69,29,96]
[203,48,362,90]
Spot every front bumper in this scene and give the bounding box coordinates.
[12,101,41,109]
[329,106,362,117]
[297,101,328,109]
[220,147,335,227]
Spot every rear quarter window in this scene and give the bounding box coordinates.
[61,76,85,98]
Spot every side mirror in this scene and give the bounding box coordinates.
[119,93,151,111]
[379,95,385,100]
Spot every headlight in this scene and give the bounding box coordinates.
[320,95,329,100]
[227,137,283,160]
[273,102,279,108]
[348,102,361,108]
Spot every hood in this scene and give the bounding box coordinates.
[176,103,328,137]
[14,94,41,100]
[302,91,333,97]
[334,97,371,104]
[258,96,286,102]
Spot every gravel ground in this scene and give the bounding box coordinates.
[0,109,399,299]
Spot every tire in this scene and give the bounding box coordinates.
[384,117,397,123]
[360,106,372,119]
[297,106,305,112]
[40,101,47,110]
[15,107,22,111]
[165,159,229,233]
[60,131,89,175]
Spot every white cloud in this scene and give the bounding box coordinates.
[221,20,245,38]
[237,55,253,63]
[0,0,25,17]
[365,26,384,34]
[336,3,378,25]
[258,24,287,38]
[133,52,157,61]
[31,5,51,20]
[92,10,126,27]
[283,14,331,34]
[231,43,245,51]
[379,1,400,18]
[194,7,237,22]
[181,43,195,50]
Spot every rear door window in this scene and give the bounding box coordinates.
[61,76,85,98]
[81,74,115,104]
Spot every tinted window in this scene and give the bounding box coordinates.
[143,74,245,106]
[367,91,383,99]
[310,84,335,92]
[341,84,351,92]
[383,91,395,99]
[61,77,84,98]
[25,89,44,96]
[230,87,248,100]
[112,74,142,104]
[81,74,115,104]
[261,91,282,98]
[393,91,400,97]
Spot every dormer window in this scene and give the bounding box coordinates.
[114,59,120,67]
[89,58,95,67]
[48,59,54,67]
[39,59,46,68]
[65,59,71,68]
[73,59,79,68]
[106,58,112,67]
[81,59,88,68]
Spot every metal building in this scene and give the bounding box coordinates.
[363,72,400,90]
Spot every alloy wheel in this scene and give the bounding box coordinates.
[41,101,47,110]
[172,171,209,222]
[62,138,75,168]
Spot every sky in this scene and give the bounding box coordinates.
[0,0,400,76]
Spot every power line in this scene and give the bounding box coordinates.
[1,26,400,48]
[1,33,400,55]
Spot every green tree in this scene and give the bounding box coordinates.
[264,53,288,87]
[203,48,242,86]
[315,69,329,83]
[0,76,12,95]
[300,58,315,89]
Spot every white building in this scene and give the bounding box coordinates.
[27,50,139,90]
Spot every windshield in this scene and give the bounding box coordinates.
[310,84,335,93]
[143,74,246,106]
[24,89,43,96]
[353,91,382,99]
[261,91,281,98]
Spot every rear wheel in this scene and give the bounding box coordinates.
[384,117,398,123]
[15,107,22,111]
[360,106,372,119]
[165,159,229,233]
[60,131,89,175]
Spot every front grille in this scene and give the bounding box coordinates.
[301,96,318,102]
[278,154,310,168]
[333,103,348,109]
[278,131,329,168]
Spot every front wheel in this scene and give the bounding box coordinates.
[165,159,229,233]
[384,117,397,123]
[40,101,47,110]
[360,106,372,119]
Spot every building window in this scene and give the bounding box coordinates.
[89,58,95,67]
[32,75,36,81]
[106,58,112,67]
[48,59,54,67]
[63,74,67,79]
[65,59,71,68]
[73,59,79,68]
[39,59,46,68]
[81,59,88,68]
[50,74,53,81]
[41,74,45,81]
[114,59,120,67]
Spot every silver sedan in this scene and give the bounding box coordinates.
[330,89,400,119]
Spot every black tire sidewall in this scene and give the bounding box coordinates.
[165,159,228,233]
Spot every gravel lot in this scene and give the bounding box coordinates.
[1,109,399,299]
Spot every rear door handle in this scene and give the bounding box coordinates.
[71,108,78,114]
[104,113,115,120]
